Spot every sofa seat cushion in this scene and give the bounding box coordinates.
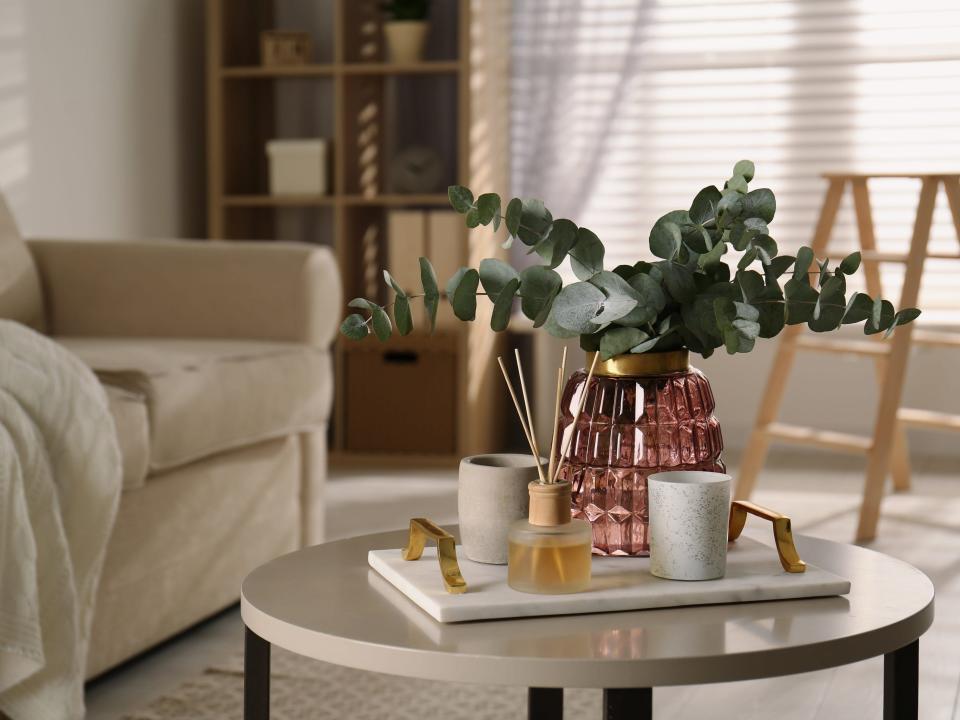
[57,338,332,472]
[102,384,150,491]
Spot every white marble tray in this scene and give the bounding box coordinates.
[368,537,850,623]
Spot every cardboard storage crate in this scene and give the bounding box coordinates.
[343,336,457,454]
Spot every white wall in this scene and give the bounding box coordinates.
[0,0,205,239]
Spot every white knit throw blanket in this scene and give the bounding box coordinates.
[0,321,122,720]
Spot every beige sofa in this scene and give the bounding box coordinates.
[0,199,341,678]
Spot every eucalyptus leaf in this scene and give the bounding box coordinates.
[839,251,862,275]
[349,298,392,341]
[478,258,519,300]
[627,272,667,315]
[650,219,682,260]
[383,269,406,296]
[505,198,523,236]
[794,246,814,282]
[519,265,562,327]
[742,188,776,222]
[340,313,369,340]
[717,189,743,227]
[551,281,606,334]
[419,257,440,332]
[784,278,818,324]
[535,218,578,268]
[727,174,748,193]
[476,193,501,226]
[591,296,638,325]
[393,293,413,335]
[733,159,755,182]
[448,185,474,214]
[569,227,605,280]
[600,327,647,360]
[491,277,520,332]
[689,186,722,225]
[631,334,662,354]
[807,274,846,332]
[696,239,724,269]
[765,254,795,279]
[842,292,873,325]
[737,247,758,270]
[753,235,777,265]
[517,198,553,246]
[865,298,895,335]
[448,268,479,321]
[659,261,697,303]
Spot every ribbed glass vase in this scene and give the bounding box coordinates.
[554,350,724,556]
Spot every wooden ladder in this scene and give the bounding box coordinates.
[735,172,960,542]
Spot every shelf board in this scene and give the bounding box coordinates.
[340,60,462,75]
[222,64,336,78]
[222,194,335,207]
[221,60,461,79]
[341,193,450,206]
[221,194,451,208]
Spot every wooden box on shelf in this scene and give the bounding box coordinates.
[342,334,458,455]
[260,30,311,67]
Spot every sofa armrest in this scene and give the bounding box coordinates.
[27,238,342,345]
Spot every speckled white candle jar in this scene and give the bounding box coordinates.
[458,454,541,564]
[648,471,732,581]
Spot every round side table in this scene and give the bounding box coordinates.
[240,529,933,720]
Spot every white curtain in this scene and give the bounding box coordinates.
[511,0,960,320]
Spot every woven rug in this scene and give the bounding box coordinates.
[121,646,602,719]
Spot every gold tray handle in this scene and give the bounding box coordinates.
[402,518,467,594]
[728,501,806,574]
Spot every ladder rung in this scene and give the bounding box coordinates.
[913,329,960,349]
[897,408,960,431]
[764,423,872,453]
[795,336,890,356]
[825,250,960,263]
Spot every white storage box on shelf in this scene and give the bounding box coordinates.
[266,139,328,195]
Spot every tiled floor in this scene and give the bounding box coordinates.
[86,453,960,719]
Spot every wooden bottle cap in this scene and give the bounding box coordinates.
[528,481,573,527]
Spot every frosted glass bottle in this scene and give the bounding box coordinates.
[507,481,592,594]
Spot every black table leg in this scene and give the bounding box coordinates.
[603,687,652,720]
[528,687,563,720]
[244,626,271,720]
[884,639,919,720]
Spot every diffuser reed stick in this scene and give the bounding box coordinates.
[552,352,599,483]
[514,349,546,484]
[546,346,567,483]
[496,356,547,484]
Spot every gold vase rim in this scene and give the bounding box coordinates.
[587,349,690,377]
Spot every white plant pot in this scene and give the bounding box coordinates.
[383,20,429,64]
[648,471,732,581]
[458,454,540,564]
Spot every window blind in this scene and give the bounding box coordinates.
[511,0,960,322]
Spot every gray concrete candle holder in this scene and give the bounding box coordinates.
[458,454,542,564]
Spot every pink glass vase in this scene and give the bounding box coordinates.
[555,350,724,556]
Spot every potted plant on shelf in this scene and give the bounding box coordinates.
[340,161,920,556]
[381,0,430,64]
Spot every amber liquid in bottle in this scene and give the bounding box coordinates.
[507,481,593,594]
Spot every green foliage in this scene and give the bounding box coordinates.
[341,163,921,357]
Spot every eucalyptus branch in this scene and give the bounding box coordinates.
[341,161,919,357]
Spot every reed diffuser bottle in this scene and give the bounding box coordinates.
[496,347,595,594]
[507,480,592,594]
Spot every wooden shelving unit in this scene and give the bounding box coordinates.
[206,0,508,463]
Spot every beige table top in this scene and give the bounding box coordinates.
[240,528,934,688]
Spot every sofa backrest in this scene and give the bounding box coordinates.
[0,195,44,330]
